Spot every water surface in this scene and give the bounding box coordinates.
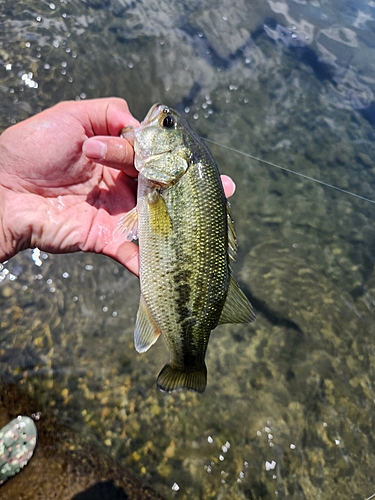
[1,0,375,498]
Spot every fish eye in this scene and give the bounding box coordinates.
[162,115,175,128]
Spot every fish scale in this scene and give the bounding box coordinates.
[139,163,228,365]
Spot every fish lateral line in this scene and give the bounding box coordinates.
[202,137,375,205]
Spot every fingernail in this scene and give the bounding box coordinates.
[83,139,107,160]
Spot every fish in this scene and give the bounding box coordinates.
[120,103,255,393]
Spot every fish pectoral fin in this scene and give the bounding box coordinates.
[147,191,172,236]
[157,362,207,394]
[218,275,256,325]
[134,295,161,353]
[113,206,139,242]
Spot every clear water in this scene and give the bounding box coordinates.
[1,0,375,498]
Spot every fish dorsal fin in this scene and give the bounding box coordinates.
[134,294,161,353]
[114,206,139,242]
[227,202,237,261]
[218,275,256,325]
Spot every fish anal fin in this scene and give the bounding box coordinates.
[218,275,256,325]
[157,362,207,393]
[134,295,161,353]
[113,206,139,242]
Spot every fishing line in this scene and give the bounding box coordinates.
[203,138,375,205]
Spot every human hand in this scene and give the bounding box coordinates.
[0,98,142,272]
[0,98,236,276]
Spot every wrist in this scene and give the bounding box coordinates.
[0,129,36,262]
[0,186,7,263]
[0,132,19,262]
[0,183,33,263]
[0,185,13,263]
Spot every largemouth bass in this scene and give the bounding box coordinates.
[120,103,255,393]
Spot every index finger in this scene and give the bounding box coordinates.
[66,97,140,137]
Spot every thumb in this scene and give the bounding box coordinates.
[83,136,137,177]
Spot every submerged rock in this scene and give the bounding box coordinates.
[0,384,164,500]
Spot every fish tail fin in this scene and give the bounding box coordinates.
[156,362,207,394]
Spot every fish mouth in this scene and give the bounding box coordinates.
[137,149,174,163]
[142,103,170,124]
[122,104,168,141]
[120,125,135,145]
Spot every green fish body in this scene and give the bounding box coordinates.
[121,104,255,393]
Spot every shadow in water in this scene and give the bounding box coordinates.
[72,480,128,500]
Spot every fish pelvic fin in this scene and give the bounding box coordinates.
[134,295,161,353]
[113,206,139,242]
[218,275,256,325]
[157,362,207,394]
